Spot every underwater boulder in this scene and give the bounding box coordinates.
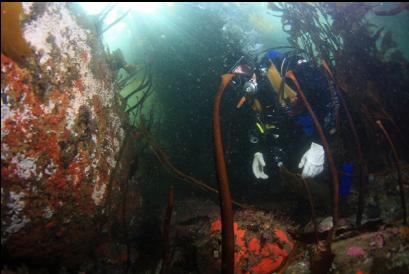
[1,2,136,266]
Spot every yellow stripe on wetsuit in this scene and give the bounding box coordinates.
[266,62,297,104]
[256,122,265,134]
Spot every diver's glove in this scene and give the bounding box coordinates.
[252,152,269,179]
[298,142,325,178]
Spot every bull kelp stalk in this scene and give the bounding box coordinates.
[286,70,339,244]
[213,73,235,274]
[301,178,319,244]
[321,59,368,226]
[376,120,407,225]
[335,86,368,227]
[160,185,174,274]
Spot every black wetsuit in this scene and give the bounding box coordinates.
[246,54,337,181]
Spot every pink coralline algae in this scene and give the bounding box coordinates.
[346,246,366,257]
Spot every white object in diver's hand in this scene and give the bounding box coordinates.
[252,152,269,179]
[298,142,325,178]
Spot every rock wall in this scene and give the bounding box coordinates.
[1,3,130,264]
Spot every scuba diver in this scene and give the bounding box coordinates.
[228,47,339,181]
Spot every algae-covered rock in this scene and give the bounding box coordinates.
[1,2,137,266]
